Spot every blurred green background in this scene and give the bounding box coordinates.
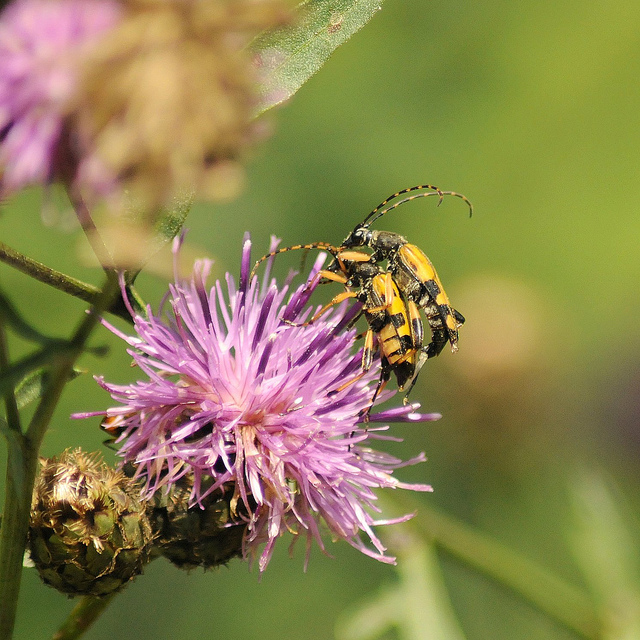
[3,0,640,638]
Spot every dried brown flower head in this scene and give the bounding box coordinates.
[73,0,291,215]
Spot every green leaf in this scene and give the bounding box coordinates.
[568,471,640,638]
[0,344,75,401]
[122,191,194,289]
[14,367,83,410]
[154,191,194,246]
[252,0,385,115]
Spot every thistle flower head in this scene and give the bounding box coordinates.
[77,234,437,570]
[0,0,289,211]
[0,0,121,195]
[73,0,291,212]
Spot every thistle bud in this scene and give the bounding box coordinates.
[147,475,246,570]
[28,449,153,596]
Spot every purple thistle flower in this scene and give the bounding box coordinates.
[0,0,121,195]
[76,234,439,570]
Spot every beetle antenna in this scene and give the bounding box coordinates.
[250,242,340,280]
[366,189,473,227]
[361,184,444,227]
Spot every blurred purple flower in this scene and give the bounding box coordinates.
[76,234,438,570]
[0,0,121,195]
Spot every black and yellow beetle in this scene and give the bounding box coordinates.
[336,184,472,359]
[251,243,423,407]
[250,183,471,403]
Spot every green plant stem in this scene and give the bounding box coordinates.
[0,318,28,640]
[391,496,602,640]
[24,270,119,446]
[52,595,116,640]
[0,321,21,434]
[0,242,138,323]
[69,193,117,273]
[0,429,35,640]
[0,241,102,305]
[0,273,120,640]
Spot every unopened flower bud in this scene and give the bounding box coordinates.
[28,449,153,596]
[147,475,246,570]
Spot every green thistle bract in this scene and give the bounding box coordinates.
[28,449,153,597]
[147,475,247,570]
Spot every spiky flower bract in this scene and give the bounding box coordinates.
[0,0,121,196]
[28,449,153,596]
[145,474,246,570]
[77,234,438,571]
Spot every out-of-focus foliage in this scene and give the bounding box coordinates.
[3,0,640,638]
[253,0,384,114]
[336,526,467,640]
[568,472,640,639]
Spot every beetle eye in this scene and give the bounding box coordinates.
[352,229,366,244]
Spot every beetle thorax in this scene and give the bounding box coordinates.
[369,230,407,255]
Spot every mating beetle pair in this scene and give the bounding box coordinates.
[251,184,472,408]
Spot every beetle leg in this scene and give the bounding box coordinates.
[330,329,375,397]
[401,350,429,404]
[318,269,348,285]
[423,329,448,359]
[361,366,391,422]
[337,250,372,262]
[383,271,394,306]
[360,327,375,371]
[285,290,357,327]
